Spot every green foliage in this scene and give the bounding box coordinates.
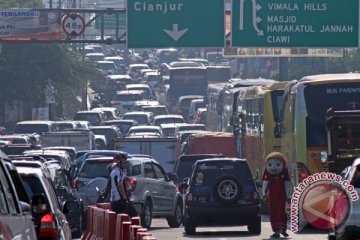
[0,43,99,118]
[0,0,19,8]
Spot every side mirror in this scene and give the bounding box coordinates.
[320,151,328,163]
[274,123,282,138]
[63,200,80,214]
[19,201,31,215]
[166,172,178,182]
[32,194,47,213]
[178,178,190,193]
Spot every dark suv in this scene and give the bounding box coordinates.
[183,158,261,235]
[173,154,224,187]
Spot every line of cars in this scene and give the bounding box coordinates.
[0,151,82,239]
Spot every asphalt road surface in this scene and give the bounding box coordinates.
[147,215,329,240]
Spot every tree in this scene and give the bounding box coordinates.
[0,42,99,119]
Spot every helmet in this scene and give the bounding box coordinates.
[114,152,128,162]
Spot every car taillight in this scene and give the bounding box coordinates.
[72,178,78,188]
[186,193,193,206]
[72,178,85,188]
[299,172,309,181]
[111,101,119,107]
[128,177,137,192]
[39,213,57,239]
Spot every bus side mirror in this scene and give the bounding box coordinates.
[320,151,328,163]
[274,122,282,138]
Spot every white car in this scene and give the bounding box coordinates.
[128,126,163,137]
[128,64,150,80]
[111,90,146,115]
[95,60,117,75]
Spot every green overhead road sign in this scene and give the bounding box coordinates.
[232,0,359,47]
[127,0,225,48]
[95,13,126,30]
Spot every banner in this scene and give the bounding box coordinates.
[0,9,61,41]
[223,47,343,58]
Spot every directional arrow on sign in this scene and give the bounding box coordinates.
[164,24,188,41]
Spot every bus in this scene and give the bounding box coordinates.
[161,64,208,113]
[206,66,231,83]
[280,73,360,185]
[206,82,227,131]
[221,87,245,133]
[235,82,287,181]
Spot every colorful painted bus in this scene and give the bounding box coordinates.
[235,82,287,180]
[280,73,360,184]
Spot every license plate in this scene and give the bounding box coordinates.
[196,196,208,202]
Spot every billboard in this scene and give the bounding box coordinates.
[0,9,61,41]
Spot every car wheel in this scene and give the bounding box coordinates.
[213,175,242,204]
[166,200,183,228]
[184,216,196,235]
[141,199,152,229]
[247,217,261,234]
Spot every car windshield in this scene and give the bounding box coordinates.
[90,128,118,139]
[114,94,143,101]
[154,118,183,126]
[79,160,134,178]
[14,124,50,134]
[97,62,115,71]
[129,128,159,134]
[178,125,205,132]
[57,123,75,131]
[175,160,197,182]
[143,107,168,115]
[74,113,101,125]
[21,175,51,210]
[79,161,113,178]
[123,115,148,125]
[194,161,253,186]
[106,122,133,134]
[162,128,175,137]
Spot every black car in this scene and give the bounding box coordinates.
[183,158,261,235]
[49,163,85,238]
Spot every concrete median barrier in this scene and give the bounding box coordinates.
[83,206,95,240]
[121,221,132,240]
[115,214,129,240]
[130,225,141,240]
[104,210,117,240]
[83,206,158,240]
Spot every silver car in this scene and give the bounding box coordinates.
[128,157,183,229]
[75,156,183,229]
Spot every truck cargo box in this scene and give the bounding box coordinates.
[185,131,237,157]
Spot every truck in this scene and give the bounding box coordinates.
[113,137,181,172]
[184,131,237,158]
[326,108,360,174]
[42,131,95,151]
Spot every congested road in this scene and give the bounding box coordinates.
[147,216,328,240]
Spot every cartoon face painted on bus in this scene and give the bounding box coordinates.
[265,158,284,176]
